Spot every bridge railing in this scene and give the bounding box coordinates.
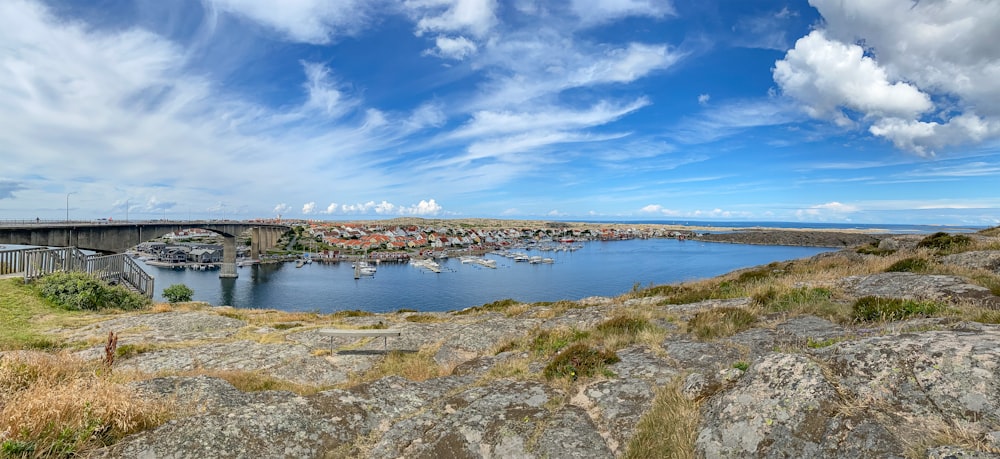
[22,247,154,298]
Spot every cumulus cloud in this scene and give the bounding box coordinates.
[774,1,1000,155]
[774,31,932,125]
[273,203,291,214]
[302,202,316,214]
[324,202,339,214]
[405,199,443,215]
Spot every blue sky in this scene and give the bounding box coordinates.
[1,0,999,225]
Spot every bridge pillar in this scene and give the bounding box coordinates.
[250,227,261,260]
[220,236,238,278]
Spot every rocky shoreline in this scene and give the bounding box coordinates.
[4,229,1000,458]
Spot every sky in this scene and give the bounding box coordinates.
[1,0,999,226]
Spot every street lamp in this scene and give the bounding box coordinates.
[66,192,76,222]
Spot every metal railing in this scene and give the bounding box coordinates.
[19,247,154,298]
[0,247,30,275]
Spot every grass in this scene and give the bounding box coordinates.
[347,345,450,387]
[687,307,757,340]
[0,278,88,351]
[404,313,444,323]
[622,377,701,459]
[885,257,931,273]
[163,369,321,395]
[852,296,942,322]
[0,352,172,458]
[454,298,522,315]
[542,343,619,381]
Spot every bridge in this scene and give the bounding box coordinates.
[0,220,291,281]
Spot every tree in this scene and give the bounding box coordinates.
[162,284,194,303]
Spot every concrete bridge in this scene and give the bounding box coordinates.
[0,221,291,278]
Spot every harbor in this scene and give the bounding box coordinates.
[136,238,834,313]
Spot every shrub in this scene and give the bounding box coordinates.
[35,272,149,311]
[885,257,930,273]
[543,343,619,381]
[687,307,757,340]
[917,232,972,252]
[856,243,895,256]
[161,284,194,303]
[852,296,940,322]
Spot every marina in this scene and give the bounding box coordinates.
[137,238,834,313]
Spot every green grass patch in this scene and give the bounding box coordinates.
[754,287,834,312]
[543,343,619,381]
[0,279,70,350]
[973,310,1000,324]
[978,226,1000,237]
[852,296,941,322]
[806,337,843,348]
[114,343,158,359]
[530,328,589,356]
[885,257,931,273]
[732,361,750,371]
[687,307,757,340]
[272,322,302,330]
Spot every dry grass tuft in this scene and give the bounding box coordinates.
[161,368,322,395]
[0,352,171,457]
[347,344,450,387]
[623,377,701,459]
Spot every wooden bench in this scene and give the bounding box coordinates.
[318,328,402,352]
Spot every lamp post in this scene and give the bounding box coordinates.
[65,192,76,222]
[125,199,129,223]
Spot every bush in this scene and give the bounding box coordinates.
[161,284,194,303]
[595,314,653,336]
[885,257,930,273]
[543,343,619,381]
[917,232,972,252]
[852,296,940,322]
[856,243,895,256]
[35,272,149,311]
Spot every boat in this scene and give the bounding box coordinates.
[353,260,376,278]
[296,260,305,268]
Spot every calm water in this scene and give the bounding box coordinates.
[139,239,832,313]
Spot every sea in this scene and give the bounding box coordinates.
[140,239,832,313]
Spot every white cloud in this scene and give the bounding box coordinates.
[404,199,443,215]
[428,35,478,60]
[273,203,291,214]
[795,201,859,219]
[698,94,710,105]
[570,0,674,26]
[774,31,932,123]
[205,0,378,44]
[302,202,316,214]
[324,202,339,214]
[406,0,498,38]
[301,62,357,118]
[453,98,649,139]
[776,2,1000,154]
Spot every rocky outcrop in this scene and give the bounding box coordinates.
[692,230,882,247]
[51,245,1000,458]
